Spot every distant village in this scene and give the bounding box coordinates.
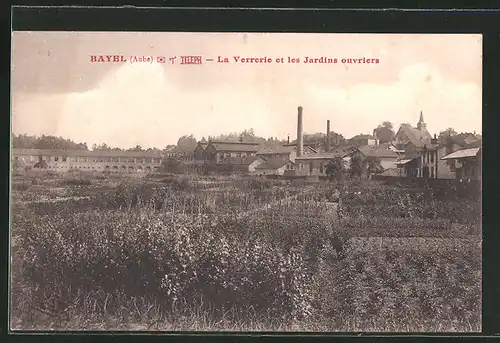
[11,106,482,183]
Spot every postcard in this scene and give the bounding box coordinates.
[10,31,482,332]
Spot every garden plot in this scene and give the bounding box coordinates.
[346,236,481,254]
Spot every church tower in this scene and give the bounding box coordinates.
[417,111,427,132]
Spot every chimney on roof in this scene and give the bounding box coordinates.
[431,133,438,145]
[325,120,331,152]
[287,135,290,144]
[297,106,304,157]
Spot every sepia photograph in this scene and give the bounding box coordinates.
[10,32,482,332]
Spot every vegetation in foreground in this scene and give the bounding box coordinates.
[10,175,481,332]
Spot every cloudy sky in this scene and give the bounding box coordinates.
[11,32,482,149]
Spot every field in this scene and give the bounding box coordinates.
[10,172,482,332]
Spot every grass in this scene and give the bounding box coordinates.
[10,174,482,332]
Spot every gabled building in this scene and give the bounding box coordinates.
[293,146,362,176]
[394,111,433,148]
[395,135,464,180]
[216,155,264,175]
[358,142,401,170]
[441,146,482,181]
[253,157,295,176]
[451,132,480,147]
[11,148,163,173]
[348,134,379,147]
[203,141,261,164]
[257,146,297,163]
[193,141,209,161]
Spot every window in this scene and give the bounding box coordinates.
[237,153,242,157]
[431,167,434,178]
[54,157,59,162]
[319,163,324,173]
[430,152,434,163]
[62,157,67,162]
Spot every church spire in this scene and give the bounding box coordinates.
[417,111,427,131]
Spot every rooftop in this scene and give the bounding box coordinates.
[209,141,261,152]
[11,148,163,158]
[441,148,481,160]
[396,125,433,147]
[255,157,291,170]
[358,144,400,159]
[217,155,262,165]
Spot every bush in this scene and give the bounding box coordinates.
[64,178,92,186]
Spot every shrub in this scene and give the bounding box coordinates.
[64,178,92,186]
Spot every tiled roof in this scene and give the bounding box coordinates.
[11,148,163,158]
[396,125,432,147]
[257,146,295,155]
[358,144,400,159]
[466,139,482,148]
[295,147,358,160]
[255,157,291,170]
[209,141,260,152]
[441,148,480,160]
[217,155,262,166]
[350,134,375,140]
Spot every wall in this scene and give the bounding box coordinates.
[253,165,288,176]
[436,144,461,179]
[380,158,397,170]
[13,153,162,174]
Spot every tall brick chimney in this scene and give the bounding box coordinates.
[297,106,304,157]
[325,120,331,152]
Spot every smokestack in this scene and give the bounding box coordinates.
[326,120,331,152]
[297,106,303,157]
[287,135,290,144]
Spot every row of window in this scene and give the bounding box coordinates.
[423,150,436,164]
[34,164,161,171]
[14,156,161,163]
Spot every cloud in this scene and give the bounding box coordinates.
[304,62,481,137]
[11,32,482,148]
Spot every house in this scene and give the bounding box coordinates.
[253,157,294,176]
[451,132,480,147]
[348,134,379,147]
[441,146,482,181]
[193,141,209,161]
[11,148,163,173]
[293,147,362,176]
[394,111,433,148]
[203,141,260,164]
[395,137,464,180]
[257,146,297,163]
[216,155,264,175]
[358,142,401,170]
[281,143,318,154]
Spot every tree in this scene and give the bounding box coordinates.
[366,156,384,175]
[177,134,197,152]
[92,143,113,151]
[325,156,345,181]
[438,128,458,145]
[374,121,395,143]
[349,154,366,179]
[128,145,143,152]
